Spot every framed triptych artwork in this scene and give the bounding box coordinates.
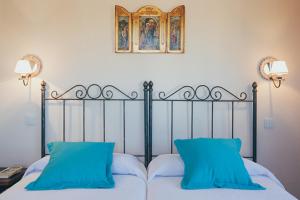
[115,5,185,54]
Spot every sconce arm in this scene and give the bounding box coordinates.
[270,77,282,88]
[18,74,31,86]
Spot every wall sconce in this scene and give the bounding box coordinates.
[15,55,42,86]
[259,57,288,88]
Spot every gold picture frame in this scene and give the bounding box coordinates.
[167,5,185,53]
[132,6,167,53]
[115,5,132,53]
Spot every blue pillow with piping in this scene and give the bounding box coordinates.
[26,142,115,190]
[175,138,265,190]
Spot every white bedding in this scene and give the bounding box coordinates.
[0,153,296,200]
[147,154,297,200]
[0,172,146,200]
[0,153,147,200]
[148,176,297,200]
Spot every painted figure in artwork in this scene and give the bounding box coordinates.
[170,16,181,50]
[118,16,129,50]
[139,17,160,50]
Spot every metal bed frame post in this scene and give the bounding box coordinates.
[143,81,149,166]
[41,81,46,158]
[252,82,257,162]
[142,81,153,167]
[148,81,153,165]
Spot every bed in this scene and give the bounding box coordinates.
[0,81,296,200]
[145,82,297,200]
[1,154,147,200]
[0,81,151,200]
[147,154,297,200]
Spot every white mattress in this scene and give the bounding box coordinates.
[148,176,297,200]
[0,172,146,200]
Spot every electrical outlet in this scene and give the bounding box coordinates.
[264,118,273,129]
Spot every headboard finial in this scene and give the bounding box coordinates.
[41,80,46,90]
[252,82,257,90]
[149,81,153,89]
[143,81,148,89]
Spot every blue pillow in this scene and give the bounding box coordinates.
[26,142,115,190]
[175,138,265,190]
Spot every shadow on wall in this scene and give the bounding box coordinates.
[0,77,41,166]
[256,80,300,198]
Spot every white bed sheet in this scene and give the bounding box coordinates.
[0,172,146,200]
[148,176,297,200]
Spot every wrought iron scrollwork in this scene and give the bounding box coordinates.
[195,85,211,100]
[86,84,102,99]
[158,84,248,101]
[50,84,139,100]
[210,86,247,101]
[51,85,87,99]
[102,85,138,100]
[159,86,196,100]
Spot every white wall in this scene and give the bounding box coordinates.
[0,0,300,197]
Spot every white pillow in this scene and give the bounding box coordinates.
[242,158,284,188]
[148,154,183,181]
[25,153,147,182]
[112,153,147,181]
[148,154,284,188]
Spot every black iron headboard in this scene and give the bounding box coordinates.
[41,81,257,167]
[41,81,151,166]
[145,81,258,164]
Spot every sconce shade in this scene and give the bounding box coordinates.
[15,60,34,74]
[270,61,288,77]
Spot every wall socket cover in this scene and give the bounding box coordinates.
[24,113,36,126]
[264,118,273,129]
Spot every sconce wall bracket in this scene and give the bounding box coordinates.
[22,54,42,77]
[258,56,277,80]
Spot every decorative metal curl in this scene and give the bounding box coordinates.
[102,85,138,100]
[158,84,248,101]
[158,86,196,100]
[50,84,139,100]
[194,85,211,100]
[210,86,247,101]
[87,84,102,99]
[51,85,87,99]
